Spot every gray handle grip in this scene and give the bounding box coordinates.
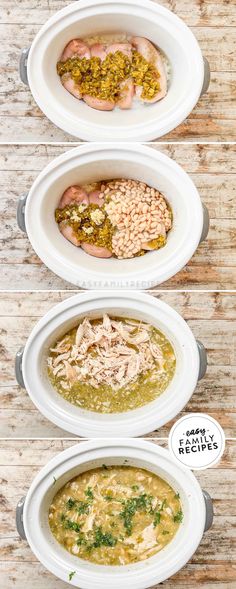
[200,204,210,243]
[15,348,25,388]
[17,193,28,233]
[19,47,30,85]
[201,57,211,96]
[16,497,27,540]
[197,340,207,380]
[203,490,214,531]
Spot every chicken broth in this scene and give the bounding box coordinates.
[49,466,182,565]
[47,315,176,413]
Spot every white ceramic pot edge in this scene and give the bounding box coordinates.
[22,439,206,589]
[21,291,200,437]
[27,0,204,141]
[24,143,204,289]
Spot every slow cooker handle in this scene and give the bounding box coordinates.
[199,204,210,243]
[16,496,27,540]
[17,193,28,233]
[201,57,211,96]
[203,490,214,531]
[196,340,207,380]
[19,47,30,86]
[15,348,25,388]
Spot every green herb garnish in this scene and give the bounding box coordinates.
[153,511,161,527]
[69,571,76,581]
[152,499,167,527]
[77,501,90,515]
[85,486,94,500]
[160,499,167,510]
[66,498,76,510]
[66,497,90,515]
[173,510,183,523]
[76,532,88,546]
[119,493,154,535]
[92,526,117,548]
[64,519,81,533]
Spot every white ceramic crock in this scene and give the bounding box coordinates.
[16,439,214,589]
[15,291,207,437]
[19,0,210,141]
[17,143,209,290]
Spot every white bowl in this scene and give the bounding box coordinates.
[17,143,209,289]
[19,0,209,141]
[15,291,207,437]
[16,439,213,588]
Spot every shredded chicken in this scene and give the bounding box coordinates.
[82,509,96,533]
[124,523,158,553]
[48,314,164,390]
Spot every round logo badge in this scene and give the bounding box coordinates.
[168,413,225,470]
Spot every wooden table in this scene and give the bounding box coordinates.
[1,143,236,290]
[0,0,235,142]
[0,438,235,589]
[0,290,235,438]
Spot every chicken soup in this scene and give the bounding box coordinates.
[47,314,176,413]
[49,465,183,565]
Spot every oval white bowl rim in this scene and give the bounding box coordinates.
[23,439,206,589]
[24,143,204,289]
[27,0,204,141]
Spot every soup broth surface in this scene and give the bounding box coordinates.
[49,465,182,565]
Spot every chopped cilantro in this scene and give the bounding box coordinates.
[174,492,180,499]
[92,526,117,548]
[77,501,90,515]
[131,485,139,491]
[173,510,183,523]
[53,476,57,485]
[66,498,76,510]
[85,486,94,500]
[64,519,81,533]
[119,493,154,536]
[102,464,108,470]
[69,571,76,582]
[76,532,88,546]
[153,511,161,527]
[153,498,167,526]
[66,497,90,515]
[162,530,170,535]
[160,499,167,510]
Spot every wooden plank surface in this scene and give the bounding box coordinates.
[0,290,235,438]
[0,439,235,588]
[1,143,236,290]
[0,0,236,142]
